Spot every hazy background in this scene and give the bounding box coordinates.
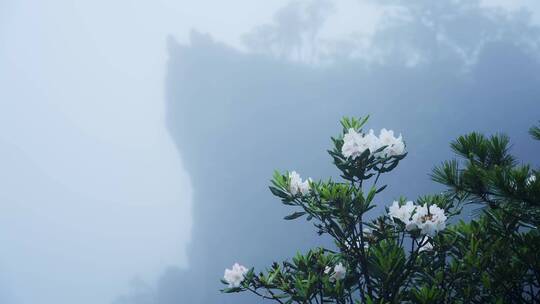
[1,1,539,303]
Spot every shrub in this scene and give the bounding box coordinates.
[220,117,540,303]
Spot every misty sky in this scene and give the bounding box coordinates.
[1,1,540,304]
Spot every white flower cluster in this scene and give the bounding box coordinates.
[413,204,447,236]
[289,171,311,196]
[224,263,248,288]
[324,262,346,282]
[388,201,447,237]
[342,128,405,159]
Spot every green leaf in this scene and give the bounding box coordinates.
[375,184,387,193]
[284,212,307,220]
[269,186,289,199]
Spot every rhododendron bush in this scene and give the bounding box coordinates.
[220,117,540,303]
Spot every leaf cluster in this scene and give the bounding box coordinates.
[220,116,540,304]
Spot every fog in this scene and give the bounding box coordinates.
[1,1,540,304]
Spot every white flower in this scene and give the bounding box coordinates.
[365,129,381,152]
[405,221,418,232]
[388,200,416,230]
[412,204,447,237]
[377,128,406,158]
[289,171,311,196]
[224,263,248,288]
[419,240,434,252]
[527,174,536,186]
[342,128,379,159]
[326,263,346,282]
[333,263,347,281]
